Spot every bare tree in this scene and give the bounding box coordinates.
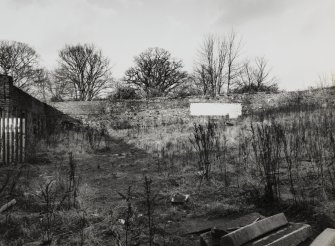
[235,59,253,93]
[34,70,71,102]
[253,57,278,92]
[0,40,42,91]
[194,34,227,97]
[54,44,113,101]
[34,68,50,101]
[235,60,254,93]
[226,30,241,94]
[234,57,278,93]
[124,47,188,97]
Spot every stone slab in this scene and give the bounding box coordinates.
[220,213,288,246]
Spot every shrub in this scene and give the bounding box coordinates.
[233,83,279,94]
[109,86,140,100]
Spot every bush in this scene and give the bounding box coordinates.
[169,83,203,98]
[109,86,140,100]
[233,83,279,94]
[189,120,222,180]
[49,96,64,102]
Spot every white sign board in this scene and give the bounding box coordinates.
[190,103,242,118]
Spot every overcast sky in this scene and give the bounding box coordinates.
[1,0,334,90]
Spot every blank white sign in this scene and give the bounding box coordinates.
[190,103,242,118]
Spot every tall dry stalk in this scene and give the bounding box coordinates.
[143,176,156,246]
[189,119,221,180]
[250,121,284,203]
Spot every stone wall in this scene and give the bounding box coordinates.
[51,98,190,129]
[51,96,252,129]
[50,86,335,130]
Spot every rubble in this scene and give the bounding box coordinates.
[200,228,228,246]
[171,193,190,204]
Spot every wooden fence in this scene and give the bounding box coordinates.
[0,109,26,164]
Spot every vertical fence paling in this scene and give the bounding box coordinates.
[6,110,10,164]
[0,109,26,164]
[0,110,3,163]
[2,110,5,163]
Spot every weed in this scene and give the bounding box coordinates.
[189,119,222,180]
[37,180,57,245]
[118,186,135,246]
[143,176,157,246]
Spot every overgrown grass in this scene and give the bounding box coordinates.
[2,90,335,245]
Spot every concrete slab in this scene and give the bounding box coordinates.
[310,228,335,246]
[220,213,288,246]
[245,223,312,246]
[183,212,264,235]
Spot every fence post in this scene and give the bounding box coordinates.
[6,110,10,164]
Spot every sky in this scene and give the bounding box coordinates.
[1,0,334,91]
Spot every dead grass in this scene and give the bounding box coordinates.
[1,94,335,244]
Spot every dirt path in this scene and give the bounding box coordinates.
[72,138,157,211]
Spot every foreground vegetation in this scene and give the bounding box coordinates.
[1,91,335,245]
